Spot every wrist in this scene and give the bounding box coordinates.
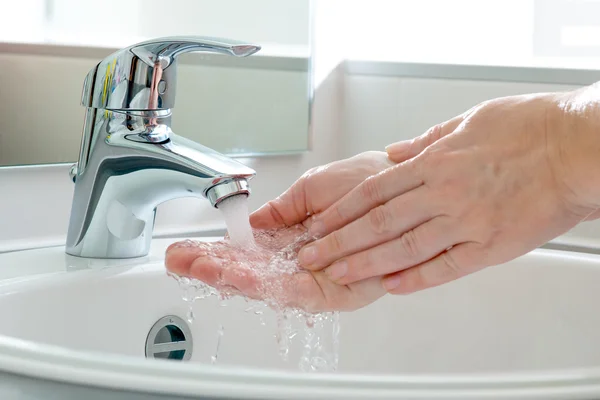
[549,84,600,213]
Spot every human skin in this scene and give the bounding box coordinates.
[166,83,600,312]
[166,152,396,312]
[299,84,600,296]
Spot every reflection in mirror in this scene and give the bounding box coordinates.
[0,0,311,167]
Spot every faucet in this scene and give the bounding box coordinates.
[66,36,259,259]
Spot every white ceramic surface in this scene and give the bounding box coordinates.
[1,238,600,398]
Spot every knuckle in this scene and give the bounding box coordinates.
[303,163,332,182]
[266,199,287,225]
[425,124,443,143]
[344,254,369,283]
[399,230,421,260]
[301,166,319,180]
[367,205,393,235]
[440,251,463,277]
[360,175,384,203]
[327,230,345,254]
[331,203,347,227]
[362,249,385,279]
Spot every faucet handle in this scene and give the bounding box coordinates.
[81,36,261,111]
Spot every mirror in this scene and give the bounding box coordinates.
[0,0,312,167]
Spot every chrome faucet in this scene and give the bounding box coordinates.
[66,36,259,259]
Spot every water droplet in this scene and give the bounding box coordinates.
[166,195,342,371]
[211,324,225,364]
[186,307,195,324]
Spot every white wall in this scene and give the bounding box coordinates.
[138,0,310,47]
[3,67,600,250]
[0,66,342,251]
[4,0,310,51]
[0,50,309,165]
[0,0,325,249]
[340,75,579,157]
[330,0,600,69]
[340,72,600,248]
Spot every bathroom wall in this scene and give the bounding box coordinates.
[0,65,342,252]
[340,75,580,157]
[3,66,600,250]
[0,0,339,250]
[0,48,309,165]
[338,71,600,248]
[41,0,309,49]
[3,0,600,251]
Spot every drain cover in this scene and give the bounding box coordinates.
[145,315,193,361]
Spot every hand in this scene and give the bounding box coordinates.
[298,89,600,295]
[249,151,395,230]
[165,151,395,312]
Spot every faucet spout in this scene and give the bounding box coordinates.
[66,109,255,259]
[66,35,261,259]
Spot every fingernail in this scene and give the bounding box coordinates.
[385,141,410,155]
[325,261,347,281]
[383,274,402,291]
[299,245,318,265]
[309,220,325,238]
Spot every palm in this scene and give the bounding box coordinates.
[165,224,385,312]
[167,151,394,313]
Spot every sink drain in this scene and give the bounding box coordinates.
[145,316,193,361]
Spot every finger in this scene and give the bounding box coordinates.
[322,216,465,285]
[218,269,322,311]
[249,173,311,229]
[249,162,357,230]
[166,244,311,306]
[172,251,266,300]
[302,272,388,312]
[186,255,224,287]
[165,243,211,275]
[219,264,262,297]
[166,243,259,290]
[250,153,394,230]
[381,242,484,294]
[343,276,388,311]
[299,186,434,269]
[167,245,387,312]
[386,115,464,163]
[309,161,423,238]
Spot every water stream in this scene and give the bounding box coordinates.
[168,195,340,372]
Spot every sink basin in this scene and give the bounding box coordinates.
[1,238,600,399]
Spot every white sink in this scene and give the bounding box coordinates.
[1,238,600,399]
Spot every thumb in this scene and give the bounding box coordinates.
[249,170,313,230]
[386,115,464,163]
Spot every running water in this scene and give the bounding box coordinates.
[168,194,340,371]
[211,324,225,365]
[218,195,256,247]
